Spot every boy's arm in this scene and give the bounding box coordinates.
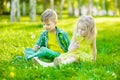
[33,46,40,51]
[33,35,41,51]
[33,31,47,51]
[64,32,70,46]
[91,38,97,61]
[62,32,70,52]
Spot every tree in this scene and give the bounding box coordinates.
[16,0,20,21]
[88,0,93,15]
[0,0,4,15]
[68,0,75,16]
[10,0,15,22]
[22,0,26,16]
[60,0,64,19]
[43,0,47,10]
[30,0,36,21]
[114,0,118,16]
[78,0,81,16]
[10,0,20,22]
[50,0,54,9]
[95,0,99,16]
[102,0,106,15]
[118,0,120,16]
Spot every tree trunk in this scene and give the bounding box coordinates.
[68,0,72,16]
[10,0,20,22]
[68,0,74,16]
[114,0,118,16]
[30,0,36,22]
[43,0,47,10]
[78,0,81,16]
[10,0,16,22]
[96,0,99,16]
[50,0,54,9]
[16,0,20,21]
[102,0,106,15]
[0,0,4,15]
[22,0,26,16]
[71,0,75,16]
[60,0,64,19]
[88,0,93,15]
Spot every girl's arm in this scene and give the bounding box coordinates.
[69,36,76,47]
[68,36,79,52]
[91,38,97,61]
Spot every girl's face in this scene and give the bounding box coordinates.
[77,22,87,37]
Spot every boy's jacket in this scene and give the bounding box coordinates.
[35,27,70,52]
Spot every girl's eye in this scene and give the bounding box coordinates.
[47,24,50,26]
[81,28,85,31]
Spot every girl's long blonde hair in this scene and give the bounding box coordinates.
[74,15,97,41]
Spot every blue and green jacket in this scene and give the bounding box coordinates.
[35,27,70,52]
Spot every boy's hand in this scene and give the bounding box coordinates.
[33,46,40,52]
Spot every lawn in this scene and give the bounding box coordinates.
[0,16,120,80]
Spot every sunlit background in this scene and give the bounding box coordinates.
[0,0,120,22]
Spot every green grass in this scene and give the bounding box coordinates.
[0,16,120,80]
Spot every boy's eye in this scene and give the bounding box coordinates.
[47,24,50,25]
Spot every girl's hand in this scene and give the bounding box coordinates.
[33,46,40,52]
[73,41,79,49]
[68,42,79,51]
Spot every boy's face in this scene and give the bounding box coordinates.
[43,20,56,32]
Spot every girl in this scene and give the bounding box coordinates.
[33,15,97,67]
[54,15,97,65]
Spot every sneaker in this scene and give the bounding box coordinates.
[32,57,54,67]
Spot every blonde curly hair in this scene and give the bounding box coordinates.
[74,15,97,40]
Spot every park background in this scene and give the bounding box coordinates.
[0,0,120,79]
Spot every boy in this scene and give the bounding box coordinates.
[24,9,70,61]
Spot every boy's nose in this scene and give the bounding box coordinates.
[44,26,49,30]
[44,25,47,28]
